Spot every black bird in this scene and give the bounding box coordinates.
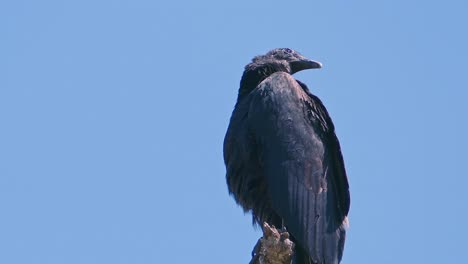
[223,48,350,264]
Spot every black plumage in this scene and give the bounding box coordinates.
[223,48,350,264]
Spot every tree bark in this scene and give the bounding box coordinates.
[249,223,295,264]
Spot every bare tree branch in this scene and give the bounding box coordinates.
[250,223,295,264]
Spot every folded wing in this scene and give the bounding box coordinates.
[247,72,350,263]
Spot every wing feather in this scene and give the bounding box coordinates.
[247,72,349,263]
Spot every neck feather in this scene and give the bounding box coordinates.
[238,63,289,98]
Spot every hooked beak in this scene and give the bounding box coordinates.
[290,59,322,74]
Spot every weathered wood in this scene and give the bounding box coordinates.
[250,223,295,264]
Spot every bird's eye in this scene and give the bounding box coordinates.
[284,48,292,54]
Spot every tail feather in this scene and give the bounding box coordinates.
[291,219,347,264]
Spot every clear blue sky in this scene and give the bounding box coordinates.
[2,0,467,263]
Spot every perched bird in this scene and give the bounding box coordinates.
[223,48,350,264]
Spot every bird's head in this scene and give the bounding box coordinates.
[238,48,321,98]
[251,48,322,74]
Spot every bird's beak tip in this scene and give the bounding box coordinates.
[307,60,322,69]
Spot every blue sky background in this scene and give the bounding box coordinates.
[2,0,467,263]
